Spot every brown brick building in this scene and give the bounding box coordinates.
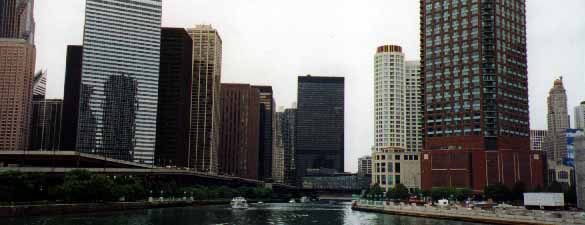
[219,84,260,179]
[420,0,543,191]
[0,40,35,151]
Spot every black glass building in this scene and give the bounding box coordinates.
[295,75,345,185]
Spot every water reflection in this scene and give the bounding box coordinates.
[5,202,487,225]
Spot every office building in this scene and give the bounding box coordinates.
[29,99,63,151]
[0,0,35,43]
[372,45,421,191]
[282,107,297,185]
[60,45,83,151]
[295,75,344,185]
[77,0,162,164]
[545,78,570,163]
[530,130,547,152]
[0,40,35,151]
[575,102,585,130]
[186,25,222,173]
[253,85,275,181]
[358,155,372,177]
[218,84,260,179]
[155,28,193,168]
[574,134,585,208]
[32,70,46,100]
[420,0,542,191]
[272,111,285,183]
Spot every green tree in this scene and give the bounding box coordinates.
[511,182,526,201]
[454,188,473,201]
[392,184,410,200]
[484,183,511,202]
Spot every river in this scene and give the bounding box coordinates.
[4,202,487,225]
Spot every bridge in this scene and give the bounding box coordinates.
[0,151,295,192]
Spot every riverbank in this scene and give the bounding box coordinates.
[0,200,230,217]
[352,200,585,225]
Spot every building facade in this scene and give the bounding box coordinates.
[530,130,547,152]
[282,107,297,185]
[295,75,344,186]
[76,0,162,164]
[29,99,63,151]
[545,78,570,163]
[0,0,35,43]
[155,28,193,168]
[575,101,585,130]
[0,40,35,151]
[574,134,585,208]
[186,25,222,173]
[32,70,46,100]
[420,0,542,191]
[253,86,275,181]
[272,111,285,183]
[358,155,372,177]
[372,45,422,191]
[218,84,260,179]
[60,45,83,151]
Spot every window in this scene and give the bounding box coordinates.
[395,163,401,173]
[396,175,401,184]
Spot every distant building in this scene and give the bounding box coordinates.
[282,108,297,185]
[372,45,421,192]
[29,99,62,151]
[0,40,35,151]
[60,45,82,151]
[545,78,570,163]
[155,28,193,168]
[252,85,275,181]
[302,173,370,191]
[187,25,222,173]
[32,70,46,100]
[530,130,547,152]
[295,75,344,186]
[218,84,260,179]
[574,134,585,208]
[358,155,372,177]
[272,111,285,183]
[575,102,585,130]
[77,0,162,164]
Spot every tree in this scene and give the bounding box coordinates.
[511,182,526,201]
[484,183,511,202]
[392,184,410,200]
[545,182,563,193]
[367,183,384,200]
[454,188,473,201]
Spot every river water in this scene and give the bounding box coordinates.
[4,202,487,225]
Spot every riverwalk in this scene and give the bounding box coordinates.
[352,200,585,225]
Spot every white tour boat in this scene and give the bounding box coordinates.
[231,197,249,209]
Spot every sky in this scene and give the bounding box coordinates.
[34,0,585,173]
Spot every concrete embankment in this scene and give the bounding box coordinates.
[352,200,585,225]
[0,200,229,218]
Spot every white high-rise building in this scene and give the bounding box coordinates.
[575,102,585,130]
[77,0,162,164]
[372,45,421,192]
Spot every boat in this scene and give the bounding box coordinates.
[288,199,296,203]
[231,197,249,209]
[300,196,310,203]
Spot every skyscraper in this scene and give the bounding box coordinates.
[155,28,193,168]
[253,85,275,181]
[0,0,35,43]
[77,0,162,164]
[218,84,260,179]
[420,0,541,190]
[60,45,83,151]
[545,78,569,162]
[0,40,35,151]
[272,111,285,183]
[575,101,585,130]
[32,70,46,100]
[29,99,63,151]
[358,155,372,177]
[372,45,422,191]
[186,25,222,173]
[282,107,297,185]
[295,75,344,185]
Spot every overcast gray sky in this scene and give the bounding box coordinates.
[34,0,585,172]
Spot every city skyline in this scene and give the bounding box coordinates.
[33,0,585,172]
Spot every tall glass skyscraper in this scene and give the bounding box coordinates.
[77,0,162,164]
